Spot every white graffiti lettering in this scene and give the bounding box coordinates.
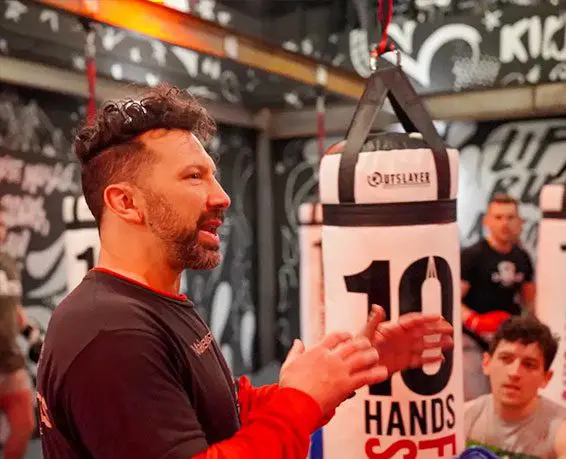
[349,20,483,88]
[21,162,78,195]
[1,194,50,236]
[455,119,566,260]
[0,155,25,184]
[500,14,566,64]
[0,229,31,260]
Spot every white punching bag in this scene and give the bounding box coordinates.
[62,195,100,291]
[299,201,325,349]
[536,183,566,407]
[299,201,325,459]
[319,65,464,458]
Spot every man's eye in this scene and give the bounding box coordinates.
[188,172,202,180]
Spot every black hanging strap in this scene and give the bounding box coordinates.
[381,68,451,200]
[338,60,452,204]
[338,72,388,203]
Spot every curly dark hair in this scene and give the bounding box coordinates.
[489,315,559,371]
[73,84,216,226]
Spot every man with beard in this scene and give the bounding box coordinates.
[36,85,454,459]
[465,316,566,458]
[461,194,535,401]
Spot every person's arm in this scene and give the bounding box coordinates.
[521,283,536,313]
[17,305,43,362]
[236,376,279,425]
[193,386,321,459]
[58,330,322,459]
[236,375,335,429]
[461,252,509,335]
[460,247,476,323]
[461,281,474,323]
[554,420,566,459]
[520,251,536,313]
[16,305,27,330]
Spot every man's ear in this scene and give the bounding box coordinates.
[540,369,553,389]
[103,183,144,224]
[482,352,491,376]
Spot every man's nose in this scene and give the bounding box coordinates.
[507,360,522,377]
[208,180,231,210]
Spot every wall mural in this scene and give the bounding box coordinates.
[239,2,566,95]
[0,83,81,330]
[3,0,563,106]
[446,117,566,261]
[346,4,566,93]
[0,0,323,110]
[0,83,258,377]
[271,135,340,360]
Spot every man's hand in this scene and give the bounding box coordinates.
[360,305,454,375]
[279,333,388,416]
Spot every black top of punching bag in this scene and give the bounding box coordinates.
[327,132,452,155]
[336,62,452,204]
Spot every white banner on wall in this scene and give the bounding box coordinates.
[319,145,464,458]
[536,183,566,407]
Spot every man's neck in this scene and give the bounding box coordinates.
[97,247,182,296]
[486,235,513,254]
[493,394,540,423]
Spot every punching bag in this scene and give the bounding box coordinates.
[299,201,325,459]
[62,195,100,291]
[536,183,566,407]
[319,62,464,458]
[299,201,325,349]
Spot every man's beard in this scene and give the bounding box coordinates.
[143,190,222,271]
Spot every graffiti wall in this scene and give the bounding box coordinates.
[446,118,566,260]
[0,83,81,328]
[0,83,258,376]
[271,135,340,360]
[0,0,323,111]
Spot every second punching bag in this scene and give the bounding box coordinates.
[299,201,325,459]
[299,201,325,349]
[536,183,566,407]
[319,64,464,458]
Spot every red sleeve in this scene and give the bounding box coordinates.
[236,376,334,428]
[193,386,323,459]
[236,376,278,425]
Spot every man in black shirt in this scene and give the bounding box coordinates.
[36,84,454,458]
[461,193,535,400]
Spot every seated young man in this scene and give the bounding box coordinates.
[465,316,566,459]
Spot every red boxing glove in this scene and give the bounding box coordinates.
[464,310,511,334]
